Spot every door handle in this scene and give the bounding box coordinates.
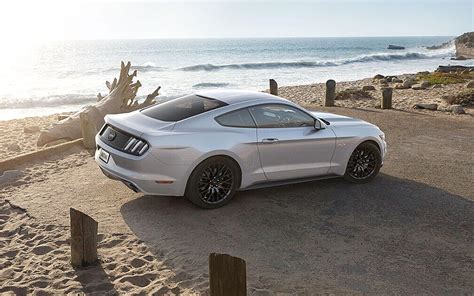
[262,138,279,143]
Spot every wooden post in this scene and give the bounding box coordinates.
[269,79,278,96]
[70,208,98,267]
[325,79,336,107]
[79,111,98,149]
[381,87,393,109]
[209,253,247,296]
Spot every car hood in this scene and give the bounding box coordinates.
[311,111,376,128]
[105,110,175,137]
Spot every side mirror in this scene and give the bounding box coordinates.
[314,119,324,130]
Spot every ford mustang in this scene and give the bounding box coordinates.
[95,90,387,209]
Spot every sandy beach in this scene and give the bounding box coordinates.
[1,73,473,294]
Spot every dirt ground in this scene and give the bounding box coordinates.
[3,107,474,294]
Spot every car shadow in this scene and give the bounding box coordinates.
[120,173,474,294]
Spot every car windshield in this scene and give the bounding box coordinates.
[141,95,227,122]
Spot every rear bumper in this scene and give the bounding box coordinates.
[95,136,187,196]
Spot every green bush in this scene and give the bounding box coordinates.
[416,72,470,85]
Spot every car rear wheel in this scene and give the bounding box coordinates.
[344,142,381,183]
[185,156,240,209]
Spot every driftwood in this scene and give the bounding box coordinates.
[0,139,83,174]
[37,61,161,147]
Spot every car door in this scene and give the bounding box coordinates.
[249,104,336,181]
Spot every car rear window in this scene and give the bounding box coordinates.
[141,95,227,122]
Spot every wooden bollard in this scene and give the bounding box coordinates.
[209,253,247,296]
[381,87,393,109]
[325,79,336,106]
[80,111,97,149]
[70,208,98,267]
[269,79,278,96]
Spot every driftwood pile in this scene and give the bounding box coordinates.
[37,61,160,147]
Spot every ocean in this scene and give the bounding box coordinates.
[1,36,472,120]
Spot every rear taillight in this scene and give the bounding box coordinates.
[123,137,149,156]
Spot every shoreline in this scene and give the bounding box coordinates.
[1,70,472,161]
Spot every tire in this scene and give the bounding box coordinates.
[344,142,382,183]
[185,156,240,209]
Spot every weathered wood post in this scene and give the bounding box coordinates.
[325,79,336,106]
[79,108,99,149]
[269,79,278,96]
[70,208,98,267]
[381,87,393,109]
[209,253,247,296]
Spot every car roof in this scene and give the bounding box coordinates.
[195,89,288,105]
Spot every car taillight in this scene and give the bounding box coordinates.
[123,137,149,156]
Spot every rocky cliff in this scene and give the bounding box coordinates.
[455,32,474,59]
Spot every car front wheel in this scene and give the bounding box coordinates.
[344,142,382,183]
[185,156,240,209]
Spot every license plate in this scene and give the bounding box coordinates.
[99,148,110,163]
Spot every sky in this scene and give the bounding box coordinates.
[0,0,472,45]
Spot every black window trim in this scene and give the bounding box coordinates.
[247,103,317,129]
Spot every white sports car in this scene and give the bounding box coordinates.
[95,90,387,209]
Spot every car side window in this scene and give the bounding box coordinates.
[215,108,256,128]
[248,104,314,128]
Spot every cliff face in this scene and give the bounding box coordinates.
[455,32,474,59]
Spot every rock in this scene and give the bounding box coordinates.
[454,32,474,59]
[451,56,467,60]
[417,71,430,76]
[413,103,438,110]
[43,139,69,148]
[465,81,474,88]
[394,83,407,89]
[23,125,40,133]
[385,76,393,82]
[0,170,24,185]
[449,105,466,114]
[388,45,405,50]
[462,70,470,75]
[362,85,376,91]
[432,84,443,89]
[380,83,389,88]
[411,84,426,90]
[420,81,431,88]
[373,74,385,79]
[57,114,70,121]
[402,79,415,88]
[392,78,403,83]
[7,144,21,152]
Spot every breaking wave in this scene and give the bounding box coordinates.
[192,82,231,88]
[0,94,96,109]
[179,49,454,72]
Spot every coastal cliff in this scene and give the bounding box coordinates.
[455,32,474,59]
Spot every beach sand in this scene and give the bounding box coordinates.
[1,74,473,294]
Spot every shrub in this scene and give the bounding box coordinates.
[416,72,471,85]
[443,89,474,106]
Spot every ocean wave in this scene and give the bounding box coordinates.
[0,94,96,109]
[192,82,231,88]
[179,48,453,72]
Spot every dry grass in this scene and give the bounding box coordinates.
[335,88,374,100]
